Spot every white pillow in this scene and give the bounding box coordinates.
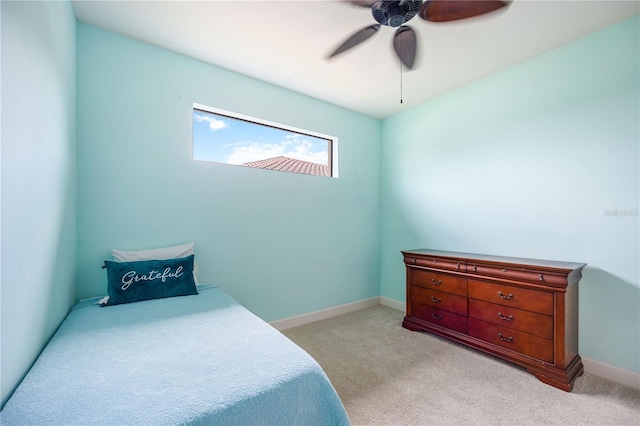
[111,242,200,283]
[111,242,193,262]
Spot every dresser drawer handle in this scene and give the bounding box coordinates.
[431,279,442,286]
[539,273,544,281]
[498,291,514,300]
[498,312,513,321]
[432,313,442,320]
[431,296,442,303]
[498,333,513,343]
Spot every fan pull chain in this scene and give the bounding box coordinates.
[400,64,403,104]
[400,37,404,104]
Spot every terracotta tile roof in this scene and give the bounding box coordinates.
[243,156,329,177]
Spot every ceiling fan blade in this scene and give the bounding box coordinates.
[393,26,417,69]
[419,0,510,22]
[327,24,381,59]
[348,1,379,7]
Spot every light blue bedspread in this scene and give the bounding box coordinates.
[1,286,350,425]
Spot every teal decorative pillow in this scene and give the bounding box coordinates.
[103,255,198,306]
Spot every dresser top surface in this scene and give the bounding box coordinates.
[402,249,586,272]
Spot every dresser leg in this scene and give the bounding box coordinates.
[402,316,423,331]
[529,357,584,392]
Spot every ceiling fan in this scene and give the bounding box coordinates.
[328,0,511,69]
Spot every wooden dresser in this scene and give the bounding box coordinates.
[402,249,586,391]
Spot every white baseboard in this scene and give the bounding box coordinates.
[582,357,640,390]
[269,297,380,331]
[381,296,405,312]
[271,297,639,391]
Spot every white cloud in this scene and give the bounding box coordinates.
[226,136,328,166]
[194,113,228,131]
[227,143,286,165]
[287,138,328,165]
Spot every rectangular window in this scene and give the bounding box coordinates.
[193,103,337,178]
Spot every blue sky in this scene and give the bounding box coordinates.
[193,110,330,166]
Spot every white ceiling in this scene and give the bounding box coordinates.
[71,0,639,119]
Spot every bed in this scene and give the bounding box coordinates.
[0,285,351,425]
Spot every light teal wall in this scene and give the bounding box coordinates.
[1,1,77,407]
[76,24,381,321]
[380,16,639,373]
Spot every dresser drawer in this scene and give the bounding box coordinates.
[411,303,467,334]
[406,256,465,273]
[411,270,467,296]
[411,286,467,315]
[468,318,553,363]
[468,299,553,340]
[468,263,567,286]
[468,280,553,316]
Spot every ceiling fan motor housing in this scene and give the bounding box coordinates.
[372,0,423,27]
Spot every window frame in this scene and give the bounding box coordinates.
[192,103,339,178]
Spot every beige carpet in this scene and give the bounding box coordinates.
[282,305,640,425]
